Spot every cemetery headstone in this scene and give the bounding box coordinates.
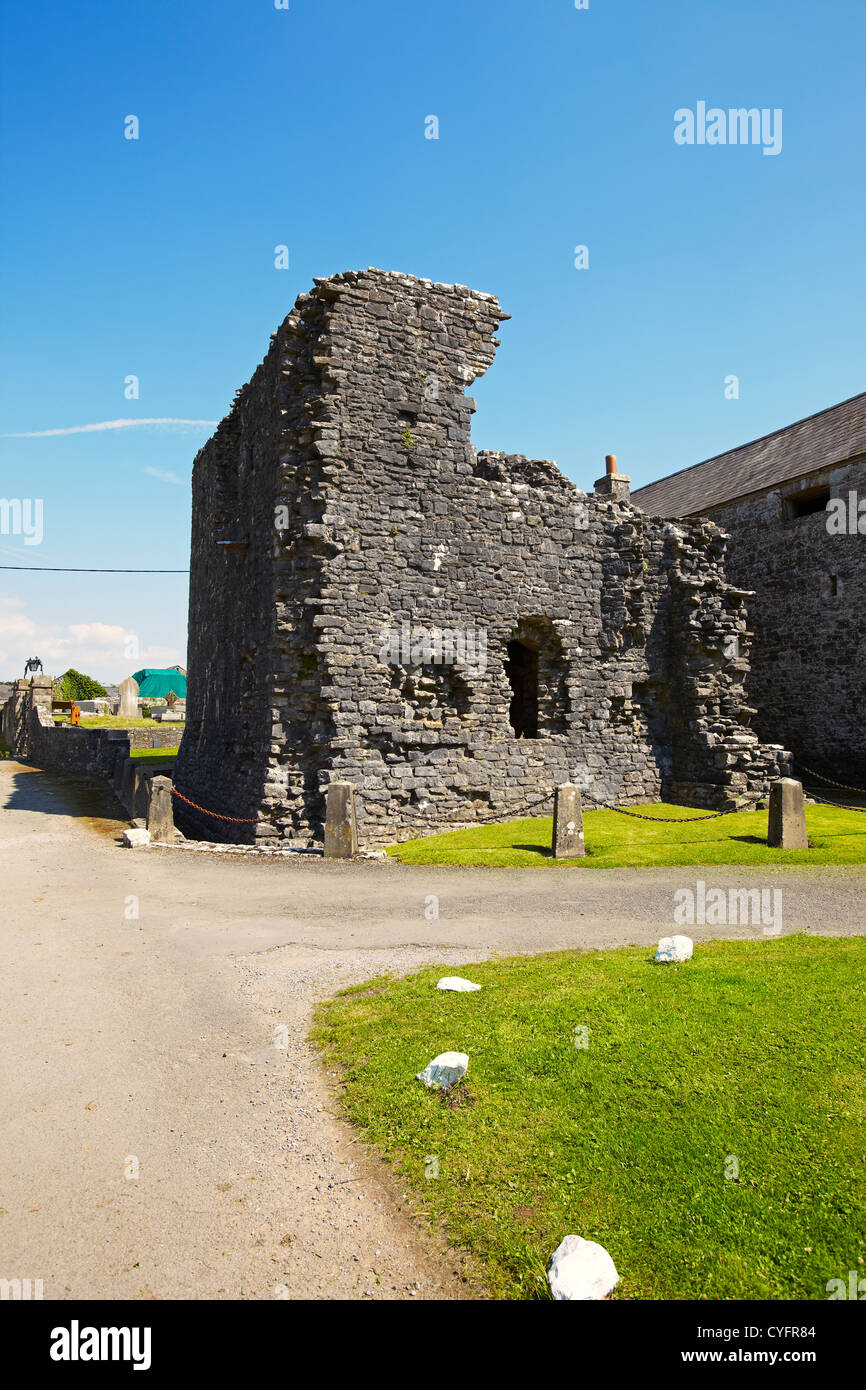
[118,676,139,720]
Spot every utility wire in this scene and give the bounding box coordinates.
[0,565,189,573]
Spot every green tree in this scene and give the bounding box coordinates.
[57,669,108,701]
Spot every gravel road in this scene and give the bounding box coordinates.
[2,760,863,1300]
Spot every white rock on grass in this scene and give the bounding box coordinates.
[122,828,151,848]
[436,977,482,992]
[654,934,694,963]
[548,1235,620,1301]
[416,1051,468,1090]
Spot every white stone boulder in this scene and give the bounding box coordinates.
[122,827,151,848]
[654,934,694,963]
[548,1235,619,1301]
[416,1051,468,1090]
[436,977,482,992]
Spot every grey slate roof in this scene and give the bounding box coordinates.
[632,391,866,518]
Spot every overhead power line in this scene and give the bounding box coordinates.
[0,565,189,573]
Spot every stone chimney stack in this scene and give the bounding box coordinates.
[594,453,631,501]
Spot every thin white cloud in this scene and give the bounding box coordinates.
[144,467,185,485]
[2,418,217,438]
[0,599,185,681]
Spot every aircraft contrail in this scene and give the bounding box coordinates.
[3,418,217,438]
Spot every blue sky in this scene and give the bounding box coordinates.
[1,0,864,680]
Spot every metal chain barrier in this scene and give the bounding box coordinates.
[792,763,866,814]
[796,763,866,796]
[471,789,557,823]
[798,788,866,815]
[391,787,558,825]
[588,802,736,823]
[171,787,260,824]
[455,789,740,827]
[167,759,865,837]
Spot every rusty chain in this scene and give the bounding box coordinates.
[169,762,865,834]
[171,787,260,823]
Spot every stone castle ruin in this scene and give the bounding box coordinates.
[174,268,790,847]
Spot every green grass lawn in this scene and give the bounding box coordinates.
[129,747,179,765]
[313,935,866,1300]
[75,716,168,729]
[387,803,866,868]
[51,715,171,729]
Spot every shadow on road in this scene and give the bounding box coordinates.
[0,762,128,839]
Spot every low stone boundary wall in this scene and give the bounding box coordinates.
[0,676,183,773]
[24,709,182,778]
[0,679,180,841]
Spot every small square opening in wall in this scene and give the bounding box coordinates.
[785,487,831,520]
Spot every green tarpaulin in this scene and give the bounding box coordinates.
[131,668,187,699]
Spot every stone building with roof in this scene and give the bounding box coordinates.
[633,392,866,783]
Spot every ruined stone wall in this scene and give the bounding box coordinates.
[177,269,790,848]
[705,456,866,783]
[175,288,337,840]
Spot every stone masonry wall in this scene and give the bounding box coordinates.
[176,269,790,848]
[175,286,336,841]
[0,678,182,779]
[705,456,866,784]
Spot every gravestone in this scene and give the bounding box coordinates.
[117,676,139,720]
[78,699,109,716]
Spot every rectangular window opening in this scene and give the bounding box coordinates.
[786,487,831,520]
